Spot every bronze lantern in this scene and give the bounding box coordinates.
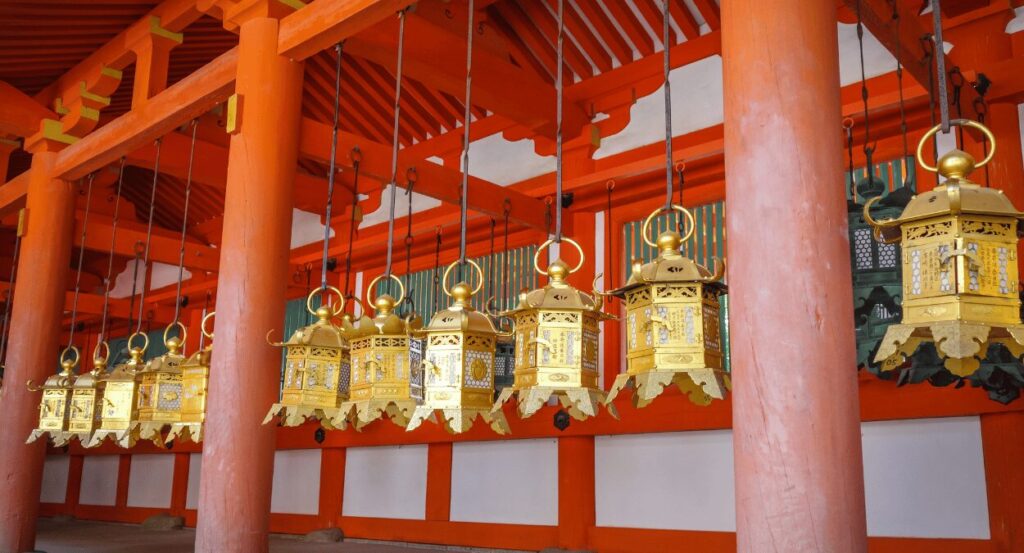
[866,119,1024,377]
[87,332,148,448]
[167,312,214,444]
[605,205,729,408]
[332,274,423,430]
[492,238,617,421]
[136,323,187,445]
[408,260,510,434]
[26,346,80,446]
[264,287,350,428]
[66,342,110,444]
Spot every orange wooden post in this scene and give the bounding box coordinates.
[424,443,453,521]
[981,412,1024,552]
[722,1,867,551]
[193,12,305,553]
[0,134,77,553]
[557,435,595,550]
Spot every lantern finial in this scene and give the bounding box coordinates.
[936,149,975,180]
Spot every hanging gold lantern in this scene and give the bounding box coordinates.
[604,205,729,408]
[493,238,616,420]
[264,287,350,428]
[66,342,110,444]
[168,312,214,444]
[332,274,423,430]
[866,119,1024,377]
[26,346,79,446]
[408,260,510,434]
[135,323,188,445]
[87,332,148,448]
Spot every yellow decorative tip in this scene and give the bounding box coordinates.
[547,260,570,281]
[166,336,182,353]
[657,231,682,252]
[316,306,332,321]
[375,295,396,314]
[937,149,976,180]
[450,282,473,304]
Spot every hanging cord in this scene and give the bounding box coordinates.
[921,35,940,187]
[487,217,495,309]
[930,0,950,133]
[133,138,162,334]
[403,170,416,307]
[322,42,344,292]
[304,265,313,324]
[501,199,511,311]
[604,181,614,295]
[844,118,856,200]
[432,227,442,313]
[66,174,96,352]
[662,0,673,213]
[342,148,361,300]
[974,96,990,186]
[98,158,127,344]
[0,209,24,367]
[459,0,476,262]
[554,0,565,243]
[949,67,965,147]
[891,0,910,169]
[171,120,199,327]
[855,0,876,182]
[675,163,686,233]
[384,10,408,280]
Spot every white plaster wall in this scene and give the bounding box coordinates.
[595,430,735,531]
[126,454,174,508]
[862,417,990,539]
[79,455,119,506]
[271,449,321,515]
[291,208,334,249]
[186,452,201,510]
[343,444,427,520]
[149,262,192,291]
[40,456,69,504]
[450,439,559,526]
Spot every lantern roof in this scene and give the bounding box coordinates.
[275,306,347,349]
[507,259,609,316]
[139,334,187,375]
[423,282,499,334]
[610,230,725,296]
[346,293,419,338]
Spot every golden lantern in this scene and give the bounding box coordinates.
[136,323,188,445]
[604,205,729,408]
[26,346,80,446]
[866,119,1024,377]
[332,274,423,430]
[493,238,617,420]
[264,287,350,428]
[87,332,148,448]
[66,342,110,444]
[408,260,510,434]
[167,312,214,444]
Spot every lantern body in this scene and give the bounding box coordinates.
[26,365,76,446]
[869,133,1024,378]
[167,345,211,443]
[605,223,728,408]
[408,276,510,434]
[493,251,616,421]
[67,361,107,444]
[136,339,186,445]
[264,290,350,428]
[333,291,424,430]
[87,344,146,448]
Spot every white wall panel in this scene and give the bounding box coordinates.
[863,417,989,539]
[126,454,174,508]
[595,431,735,531]
[79,455,119,506]
[186,453,201,510]
[450,439,559,526]
[271,449,321,515]
[343,445,427,520]
[40,456,70,504]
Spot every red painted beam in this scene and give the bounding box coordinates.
[0,81,56,138]
[277,0,418,60]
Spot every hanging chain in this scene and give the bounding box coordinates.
[844,119,856,199]
[384,10,408,280]
[172,121,199,326]
[0,208,24,367]
[403,170,416,301]
[459,0,476,262]
[675,163,686,232]
[342,148,362,300]
[304,264,313,324]
[323,42,344,291]
[931,0,950,133]
[890,0,910,166]
[432,227,442,313]
[554,0,565,243]
[921,36,940,186]
[134,138,162,334]
[855,0,875,181]
[66,174,96,351]
[501,199,511,311]
[662,0,673,212]
[99,158,127,343]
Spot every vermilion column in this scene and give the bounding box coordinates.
[0,140,77,553]
[722,1,867,552]
[194,15,304,553]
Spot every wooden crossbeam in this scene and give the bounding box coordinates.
[76,214,220,273]
[0,81,56,138]
[277,0,418,60]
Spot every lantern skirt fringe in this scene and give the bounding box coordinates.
[605,369,730,408]
[875,322,1024,377]
[331,399,418,431]
[166,422,203,444]
[406,406,510,434]
[492,386,618,421]
[25,429,71,447]
[263,403,347,430]
[86,425,139,449]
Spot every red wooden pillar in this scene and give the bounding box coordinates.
[424,443,452,522]
[0,135,77,553]
[557,435,595,550]
[194,10,304,553]
[722,1,867,552]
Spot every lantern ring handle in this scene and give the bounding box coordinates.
[916,119,996,174]
[307,285,345,318]
[201,311,216,340]
[163,321,188,348]
[92,341,110,365]
[127,331,150,353]
[533,237,585,276]
[641,205,696,248]
[441,259,484,298]
[60,345,81,368]
[366,274,406,308]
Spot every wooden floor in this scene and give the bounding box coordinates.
[35,518,522,553]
